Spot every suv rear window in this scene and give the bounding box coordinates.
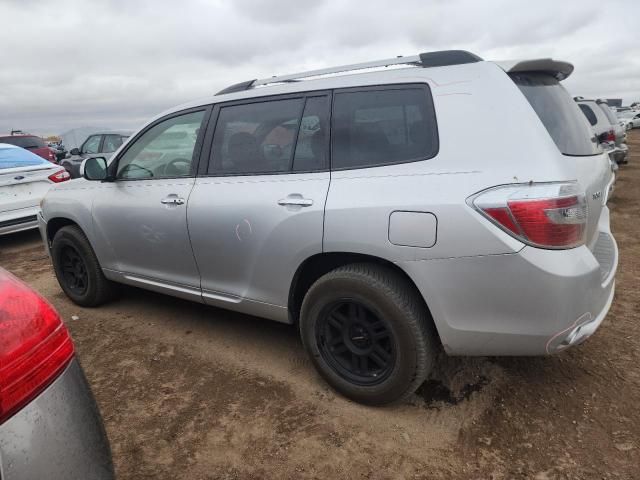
[578,104,598,126]
[331,86,438,169]
[0,135,47,149]
[510,73,599,156]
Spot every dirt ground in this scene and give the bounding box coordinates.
[1,132,639,480]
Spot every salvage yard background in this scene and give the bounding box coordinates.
[2,132,639,479]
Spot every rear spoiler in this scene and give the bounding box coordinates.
[493,59,574,81]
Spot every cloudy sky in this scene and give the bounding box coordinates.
[1,0,638,135]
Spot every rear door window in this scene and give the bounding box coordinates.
[103,134,125,153]
[510,73,599,156]
[578,104,598,126]
[331,85,438,170]
[292,96,330,172]
[209,98,305,175]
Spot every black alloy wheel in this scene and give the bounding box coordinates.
[60,245,89,295]
[316,300,396,386]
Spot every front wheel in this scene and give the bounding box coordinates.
[300,263,437,405]
[51,225,119,307]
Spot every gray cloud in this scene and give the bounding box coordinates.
[0,0,638,135]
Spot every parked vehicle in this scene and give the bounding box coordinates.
[0,132,57,163]
[622,111,640,129]
[0,268,115,479]
[595,100,628,164]
[575,98,623,166]
[48,141,67,162]
[0,144,70,236]
[39,51,617,405]
[61,131,132,177]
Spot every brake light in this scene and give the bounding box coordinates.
[48,169,70,183]
[606,130,615,142]
[472,183,587,249]
[0,270,74,424]
[598,130,616,143]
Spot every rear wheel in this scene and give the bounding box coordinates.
[51,225,118,306]
[300,263,436,405]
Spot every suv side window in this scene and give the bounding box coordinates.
[103,134,125,153]
[209,98,305,175]
[116,110,205,180]
[293,96,330,172]
[578,104,598,126]
[331,86,438,170]
[82,135,101,155]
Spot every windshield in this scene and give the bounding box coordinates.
[0,135,47,149]
[0,146,48,169]
[510,73,600,156]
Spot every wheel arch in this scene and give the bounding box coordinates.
[46,217,83,245]
[288,252,440,340]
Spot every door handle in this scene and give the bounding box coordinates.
[161,196,185,205]
[278,196,313,207]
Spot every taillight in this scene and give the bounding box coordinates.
[471,183,587,249]
[598,130,616,143]
[0,270,74,424]
[48,169,70,183]
[606,130,615,142]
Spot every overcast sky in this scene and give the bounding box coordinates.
[1,0,638,136]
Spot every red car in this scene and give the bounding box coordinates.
[0,132,57,163]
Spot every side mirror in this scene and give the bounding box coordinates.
[70,147,80,156]
[81,157,109,181]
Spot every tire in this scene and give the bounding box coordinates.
[299,263,437,405]
[51,225,118,307]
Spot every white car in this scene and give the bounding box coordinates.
[623,112,640,129]
[0,143,70,236]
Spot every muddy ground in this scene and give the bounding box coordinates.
[1,132,639,479]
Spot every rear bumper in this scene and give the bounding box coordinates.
[0,360,115,480]
[0,206,39,236]
[612,144,628,163]
[399,219,617,356]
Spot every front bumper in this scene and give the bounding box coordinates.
[399,224,617,356]
[0,360,115,480]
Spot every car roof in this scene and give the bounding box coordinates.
[144,50,574,124]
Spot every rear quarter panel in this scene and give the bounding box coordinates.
[324,61,574,261]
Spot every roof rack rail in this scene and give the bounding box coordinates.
[215,50,482,95]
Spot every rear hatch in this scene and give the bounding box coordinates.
[509,71,613,250]
[0,164,55,213]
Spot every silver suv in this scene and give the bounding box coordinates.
[39,51,618,405]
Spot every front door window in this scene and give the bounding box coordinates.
[116,111,205,179]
